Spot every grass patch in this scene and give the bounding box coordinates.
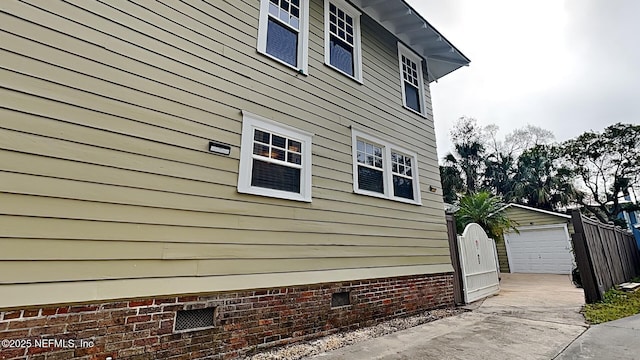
[583,288,640,324]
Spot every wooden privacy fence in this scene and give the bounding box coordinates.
[571,209,640,303]
[446,214,465,305]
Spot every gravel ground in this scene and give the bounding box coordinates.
[242,308,465,360]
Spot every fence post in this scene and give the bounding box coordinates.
[446,214,464,305]
[571,210,601,303]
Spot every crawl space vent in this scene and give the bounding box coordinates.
[175,307,215,331]
[331,291,351,307]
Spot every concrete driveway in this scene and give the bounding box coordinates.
[308,273,588,360]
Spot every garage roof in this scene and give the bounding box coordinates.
[350,0,470,82]
[498,203,571,219]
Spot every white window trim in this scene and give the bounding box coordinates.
[257,0,310,74]
[351,128,422,205]
[238,111,313,202]
[324,0,363,83]
[397,42,427,117]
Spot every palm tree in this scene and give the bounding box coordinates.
[455,191,517,241]
[440,163,464,204]
[513,145,580,211]
[483,152,517,201]
[454,141,484,193]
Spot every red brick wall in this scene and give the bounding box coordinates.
[0,273,453,360]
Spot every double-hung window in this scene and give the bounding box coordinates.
[398,43,426,116]
[238,111,313,202]
[324,0,362,82]
[351,129,422,205]
[258,0,309,73]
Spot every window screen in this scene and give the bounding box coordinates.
[239,112,312,202]
[351,129,421,204]
[401,54,422,113]
[328,3,355,76]
[266,0,301,66]
[404,82,421,113]
[251,129,303,194]
[392,151,414,200]
[266,18,298,66]
[330,37,354,76]
[251,160,301,193]
[356,140,384,194]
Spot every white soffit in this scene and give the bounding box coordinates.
[351,0,470,82]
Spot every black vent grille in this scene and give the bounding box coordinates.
[331,292,351,308]
[175,307,215,331]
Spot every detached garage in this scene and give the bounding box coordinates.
[497,204,575,274]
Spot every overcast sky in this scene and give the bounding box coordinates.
[407,0,640,160]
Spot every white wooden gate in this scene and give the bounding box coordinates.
[457,223,500,303]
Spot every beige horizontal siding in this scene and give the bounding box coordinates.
[1,256,452,284]
[0,190,438,235]
[0,0,451,307]
[1,1,439,162]
[0,217,446,246]
[496,240,510,273]
[0,239,451,261]
[0,147,444,219]
[506,207,574,233]
[0,146,444,221]
[1,264,454,309]
[0,47,437,183]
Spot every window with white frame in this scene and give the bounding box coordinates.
[238,111,313,202]
[398,43,426,115]
[390,151,415,200]
[324,0,362,81]
[351,129,421,204]
[257,0,309,73]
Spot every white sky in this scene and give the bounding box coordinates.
[407,0,640,159]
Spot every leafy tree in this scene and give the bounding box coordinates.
[481,125,548,201]
[455,191,518,241]
[512,145,581,211]
[560,123,640,224]
[503,124,555,157]
[484,124,555,159]
[442,117,486,195]
[439,118,573,215]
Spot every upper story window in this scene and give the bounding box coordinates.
[238,111,313,202]
[398,43,426,116]
[324,0,362,82]
[351,128,422,205]
[257,0,309,73]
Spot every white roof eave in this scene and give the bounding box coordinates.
[350,0,470,82]
[499,203,572,219]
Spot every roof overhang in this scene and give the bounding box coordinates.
[351,0,470,82]
[497,203,572,219]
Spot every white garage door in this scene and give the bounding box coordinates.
[504,225,574,274]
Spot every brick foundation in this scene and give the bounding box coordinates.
[0,273,454,360]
